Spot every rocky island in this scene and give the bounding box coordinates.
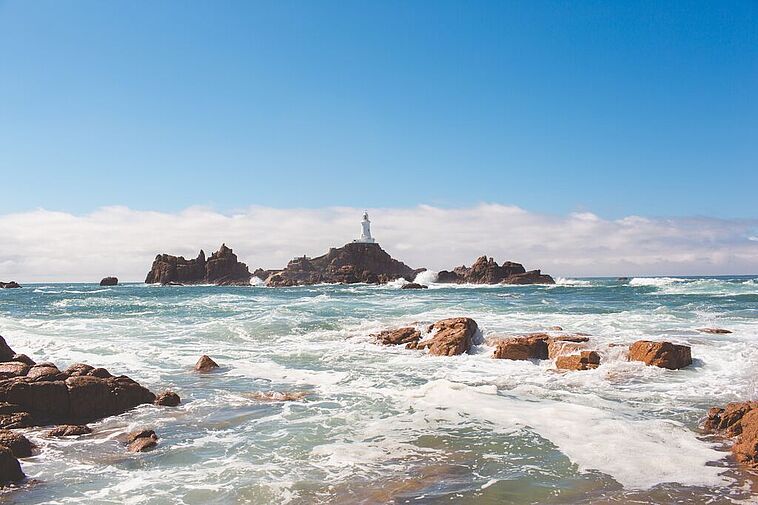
[145,244,252,285]
[437,256,555,285]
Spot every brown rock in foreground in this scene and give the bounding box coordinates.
[0,335,157,427]
[697,328,732,334]
[0,445,24,485]
[628,340,692,369]
[556,351,601,371]
[265,242,422,287]
[408,318,478,356]
[375,327,421,346]
[704,401,758,468]
[0,430,34,458]
[145,244,252,286]
[0,282,21,289]
[492,335,549,360]
[437,256,555,285]
[195,355,219,372]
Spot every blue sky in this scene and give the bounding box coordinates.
[0,0,756,218]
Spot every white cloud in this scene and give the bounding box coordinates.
[0,204,756,282]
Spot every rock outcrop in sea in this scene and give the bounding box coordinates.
[704,401,758,469]
[264,242,423,287]
[145,244,252,286]
[0,334,170,485]
[99,276,118,286]
[437,256,555,285]
[0,282,21,289]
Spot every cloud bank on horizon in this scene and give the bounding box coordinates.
[1,204,756,282]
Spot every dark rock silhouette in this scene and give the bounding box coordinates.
[145,244,252,286]
[437,256,554,285]
[99,277,118,286]
[0,282,21,289]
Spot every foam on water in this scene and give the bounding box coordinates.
[0,276,756,503]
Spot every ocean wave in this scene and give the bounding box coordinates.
[629,277,687,287]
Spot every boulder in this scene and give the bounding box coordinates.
[47,424,92,437]
[0,430,34,458]
[0,445,24,484]
[704,401,758,468]
[401,283,427,289]
[375,327,421,346]
[697,328,732,334]
[11,354,34,366]
[555,351,601,371]
[266,243,423,286]
[409,318,478,356]
[492,335,549,360]
[127,429,158,453]
[155,390,181,407]
[628,340,692,369]
[145,244,252,286]
[0,282,21,289]
[64,363,94,377]
[26,363,64,381]
[436,256,554,285]
[99,277,118,286]
[0,336,16,362]
[0,362,31,379]
[195,355,219,372]
[88,367,112,378]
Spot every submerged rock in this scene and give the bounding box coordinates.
[408,318,478,356]
[697,328,732,334]
[436,256,555,285]
[704,401,758,469]
[555,351,601,371]
[195,355,219,372]
[155,390,181,407]
[628,340,692,369]
[47,424,92,437]
[401,283,427,289]
[248,391,309,401]
[99,277,118,286]
[127,429,158,453]
[0,282,21,289]
[145,244,252,286]
[266,243,422,287]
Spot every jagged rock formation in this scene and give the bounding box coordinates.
[145,244,252,286]
[628,340,692,369]
[0,282,21,289]
[704,402,758,468]
[265,243,422,287]
[437,256,554,285]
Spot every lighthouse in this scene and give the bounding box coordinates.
[353,211,376,244]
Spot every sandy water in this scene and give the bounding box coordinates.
[0,276,757,504]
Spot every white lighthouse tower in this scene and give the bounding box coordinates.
[353,211,376,244]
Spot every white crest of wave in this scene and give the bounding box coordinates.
[629,277,687,287]
[413,270,438,285]
[554,277,592,286]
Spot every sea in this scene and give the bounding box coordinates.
[0,275,757,504]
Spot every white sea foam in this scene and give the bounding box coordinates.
[413,269,438,285]
[629,277,687,287]
[553,277,592,286]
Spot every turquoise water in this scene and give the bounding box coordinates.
[0,276,757,504]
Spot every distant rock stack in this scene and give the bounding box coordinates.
[265,242,423,287]
[145,244,252,286]
[437,256,555,285]
[99,277,118,286]
[0,282,21,289]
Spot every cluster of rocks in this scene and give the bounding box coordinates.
[0,334,181,486]
[262,243,424,287]
[437,256,555,285]
[375,318,696,372]
[145,244,252,286]
[0,282,21,289]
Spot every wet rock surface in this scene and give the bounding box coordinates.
[0,430,34,458]
[0,445,24,484]
[127,429,159,453]
[375,327,421,346]
[408,318,478,356]
[47,424,93,437]
[705,401,758,468]
[555,351,601,371]
[195,355,219,372]
[155,390,181,406]
[628,340,692,369]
